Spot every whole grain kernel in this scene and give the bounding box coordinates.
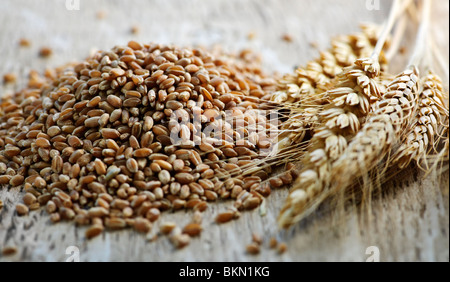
[94,159,106,175]
[134,148,152,158]
[68,136,83,148]
[243,197,260,210]
[193,201,208,212]
[146,208,160,222]
[85,116,101,128]
[3,73,17,84]
[10,175,24,187]
[110,68,125,78]
[154,160,172,171]
[107,95,122,108]
[269,237,278,249]
[23,192,37,206]
[252,233,263,245]
[19,38,31,47]
[0,41,277,250]
[50,212,61,223]
[123,207,133,218]
[279,172,293,185]
[126,158,139,174]
[75,214,90,226]
[0,175,12,184]
[101,128,120,139]
[34,176,46,189]
[173,159,184,172]
[105,217,126,229]
[88,207,109,218]
[269,177,284,188]
[60,207,76,220]
[38,194,52,205]
[172,234,190,249]
[158,170,171,185]
[175,173,194,184]
[172,199,186,210]
[36,138,51,148]
[2,246,17,256]
[134,217,152,233]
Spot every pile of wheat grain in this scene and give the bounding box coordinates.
[0,0,448,254]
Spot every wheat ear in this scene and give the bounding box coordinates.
[277,0,414,228]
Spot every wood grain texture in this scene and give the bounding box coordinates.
[0,0,448,262]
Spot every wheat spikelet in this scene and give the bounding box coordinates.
[391,71,449,169]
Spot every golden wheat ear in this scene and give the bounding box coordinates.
[277,0,423,229]
[269,25,388,152]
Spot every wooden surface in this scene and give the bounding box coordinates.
[0,0,448,262]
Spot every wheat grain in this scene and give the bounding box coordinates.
[2,246,17,256]
[19,38,31,47]
[39,47,53,58]
[332,66,420,186]
[245,242,260,255]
